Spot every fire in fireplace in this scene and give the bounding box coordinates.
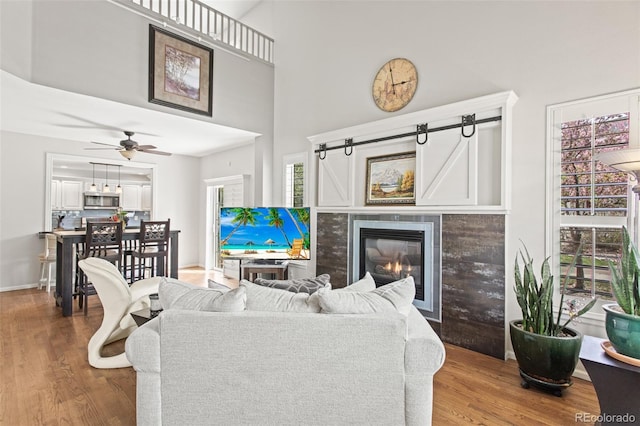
[352,216,441,321]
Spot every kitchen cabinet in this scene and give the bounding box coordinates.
[141,185,152,211]
[52,179,83,210]
[51,180,62,210]
[121,184,142,211]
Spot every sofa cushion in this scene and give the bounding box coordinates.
[317,276,416,316]
[253,273,330,294]
[240,279,324,313]
[159,278,246,312]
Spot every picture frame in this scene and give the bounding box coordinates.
[149,25,213,116]
[365,151,416,205]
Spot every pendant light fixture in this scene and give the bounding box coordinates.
[116,165,122,194]
[89,162,97,192]
[103,164,110,193]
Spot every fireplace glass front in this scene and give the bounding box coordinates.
[352,218,440,320]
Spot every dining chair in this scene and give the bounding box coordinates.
[131,219,170,282]
[78,221,123,315]
[38,233,57,292]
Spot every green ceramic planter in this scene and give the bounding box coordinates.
[509,320,583,393]
[603,303,640,360]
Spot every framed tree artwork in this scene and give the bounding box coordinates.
[365,151,416,205]
[149,25,213,116]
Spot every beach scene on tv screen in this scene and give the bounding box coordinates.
[220,207,310,260]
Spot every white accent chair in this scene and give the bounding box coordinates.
[38,233,57,292]
[78,257,162,369]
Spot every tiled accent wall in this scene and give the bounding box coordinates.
[315,212,506,359]
[316,213,349,288]
[441,214,505,359]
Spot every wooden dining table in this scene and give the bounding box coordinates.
[53,228,180,316]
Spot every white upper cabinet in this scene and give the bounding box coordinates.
[121,184,141,211]
[51,180,62,210]
[60,180,83,210]
[141,185,152,211]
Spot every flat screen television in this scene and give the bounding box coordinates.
[219,207,310,261]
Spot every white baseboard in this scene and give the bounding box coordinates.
[0,282,50,292]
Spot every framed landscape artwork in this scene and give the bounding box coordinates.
[365,151,416,205]
[149,25,213,116]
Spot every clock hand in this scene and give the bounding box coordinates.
[388,65,396,95]
[392,79,414,86]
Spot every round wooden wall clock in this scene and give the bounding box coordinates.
[372,58,418,112]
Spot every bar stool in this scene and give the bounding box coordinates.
[77,221,123,315]
[131,220,170,280]
[122,239,139,283]
[38,233,57,292]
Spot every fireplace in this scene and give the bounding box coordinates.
[351,216,441,321]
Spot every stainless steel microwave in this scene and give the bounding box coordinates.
[83,193,120,209]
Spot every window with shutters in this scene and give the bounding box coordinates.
[283,153,307,208]
[549,90,639,304]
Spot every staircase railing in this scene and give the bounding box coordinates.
[110,0,274,64]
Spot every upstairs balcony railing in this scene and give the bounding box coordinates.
[111,0,274,64]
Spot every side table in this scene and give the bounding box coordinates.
[130,308,160,327]
[579,335,640,425]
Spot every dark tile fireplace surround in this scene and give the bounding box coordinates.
[316,213,505,359]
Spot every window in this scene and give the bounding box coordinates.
[283,153,307,208]
[560,114,629,298]
[549,90,639,303]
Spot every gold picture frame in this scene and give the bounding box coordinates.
[149,25,213,116]
[365,151,416,205]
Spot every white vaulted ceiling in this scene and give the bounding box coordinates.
[0,0,265,158]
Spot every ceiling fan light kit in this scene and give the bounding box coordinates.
[120,149,137,160]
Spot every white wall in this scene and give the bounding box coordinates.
[0,0,276,290]
[197,142,256,267]
[0,131,200,290]
[254,1,639,342]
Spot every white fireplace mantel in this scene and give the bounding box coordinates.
[307,91,518,213]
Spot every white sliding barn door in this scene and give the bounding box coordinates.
[317,150,355,207]
[416,130,478,206]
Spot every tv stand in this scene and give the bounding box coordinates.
[240,262,288,282]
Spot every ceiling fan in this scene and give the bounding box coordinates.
[86,131,172,160]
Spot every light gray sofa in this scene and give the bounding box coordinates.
[126,306,445,425]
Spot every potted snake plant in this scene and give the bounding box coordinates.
[510,242,597,396]
[605,226,640,361]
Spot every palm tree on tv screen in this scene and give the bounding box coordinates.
[285,208,310,249]
[220,208,260,246]
[266,208,292,248]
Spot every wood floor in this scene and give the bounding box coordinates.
[0,267,600,425]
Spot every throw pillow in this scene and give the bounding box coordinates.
[253,273,330,294]
[207,279,232,291]
[334,272,376,292]
[317,276,416,316]
[240,279,325,313]
[159,277,246,312]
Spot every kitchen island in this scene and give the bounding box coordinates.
[53,228,180,316]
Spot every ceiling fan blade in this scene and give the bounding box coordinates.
[136,144,158,150]
[56,113,160,136]
[84,147,119,150]
[91,141,120,147]
[140,149,172,156]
